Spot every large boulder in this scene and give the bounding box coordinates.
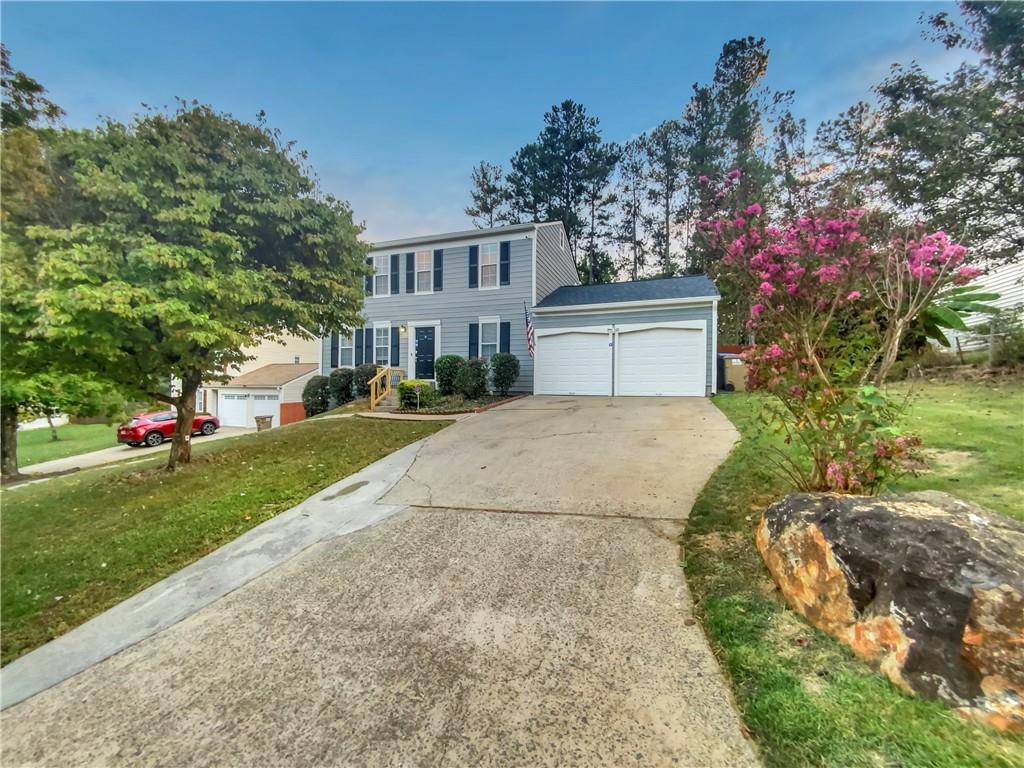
[756,491,1024,732]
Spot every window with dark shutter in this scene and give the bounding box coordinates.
[499,241,510,285]
[364,258,373,296]
[468,322,479,358]
[354,328,364,365]
[433,249,443,291]
[390,327,400,366]
[330,332,339,368]
[390,253,400,294]
[406,252,415,293]
[363,328,373,365]
[468,245,479,288]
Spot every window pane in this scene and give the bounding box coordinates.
[375,328,389,345]
[481,343,497,361]
[481,264,497,287]
[481,322,497,344]
[340,348,353,366]
[375,275,389,295]
[417,272,431,292]
[374,254,388,270]
[480,243,498,265]
[416,251,432,271]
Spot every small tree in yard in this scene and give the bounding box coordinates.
[434,355,465,396]
[28,103,367,470]
[701,172,981,492]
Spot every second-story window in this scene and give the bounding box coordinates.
[373,254,389,297]
[480,243,498,288]
[416,250,432,293]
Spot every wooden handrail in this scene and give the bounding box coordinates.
[368,367,406,411]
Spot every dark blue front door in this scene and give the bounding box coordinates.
[415,326,435,379]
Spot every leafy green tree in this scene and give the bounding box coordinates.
[31,103,368,470]
[0,45,63,129]
[465,161,508,228]
[772,111,815,217]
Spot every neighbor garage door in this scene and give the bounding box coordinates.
[535,328,611,396]
[534,320,707,397]
[219,392,249,427]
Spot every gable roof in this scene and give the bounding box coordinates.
[372,221,564,251]
[534,274,719,309]
[226,363,318,387]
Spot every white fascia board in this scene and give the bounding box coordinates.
[532,295,719,315]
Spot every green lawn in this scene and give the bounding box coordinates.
[17,423,118,467]
[684,380,1023,768]
[1,415,449,665]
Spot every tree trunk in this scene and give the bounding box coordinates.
[47,413,59,441]
[1,401,21,481]
[166,373,201,471]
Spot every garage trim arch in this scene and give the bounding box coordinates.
[531,275,720,398]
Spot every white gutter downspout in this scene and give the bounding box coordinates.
[711,298,719,395]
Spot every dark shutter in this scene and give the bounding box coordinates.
[354,328,364,365]
[468,245,479,288]
[390,326,400,366]
[364,257,373,296]
[406,252,415,293]
[364,328,373,365]
[468,323,479,359]
[330,332,339,368]
[499,241,511,285]
[390,253,400,295]
[499,322,511,354]
[433,249,443,291]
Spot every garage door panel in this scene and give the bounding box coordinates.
[219,393,249,427]
[617,328,705,396]
[535,332,610,396]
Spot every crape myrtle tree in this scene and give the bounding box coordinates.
[32,102,368,470]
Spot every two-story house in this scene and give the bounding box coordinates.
[321,221,722,397]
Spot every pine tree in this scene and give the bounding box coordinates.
[465,161,508,228]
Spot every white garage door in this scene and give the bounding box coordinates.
[535,329,611,396]
[617,327,706,396]
[219,392,249,427]
[534,320,707,397]
[252,393,279,423]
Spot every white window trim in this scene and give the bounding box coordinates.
[479,315,500,361]
[339,333,355,369]
[371,254,390,298]
[373,321,391,366]
[414,250,433,295]
[478,243,500,291]
[407,320,442,380]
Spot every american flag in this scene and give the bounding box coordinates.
[524,303,535,357]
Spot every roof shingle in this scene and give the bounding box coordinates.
[226,363,318,387]
[535,274,718,309]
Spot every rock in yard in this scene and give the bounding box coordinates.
[756,491,1024,732]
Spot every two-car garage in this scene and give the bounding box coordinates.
[532,276,718,398]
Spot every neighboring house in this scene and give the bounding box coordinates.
[198,331,321,428]
[943,260,1023,351]
[321,222,721,397]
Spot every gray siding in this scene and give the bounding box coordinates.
[323,234,536,392]
[533,304,715,395]
[534,222,579,303]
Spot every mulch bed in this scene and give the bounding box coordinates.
[396,393,527,415]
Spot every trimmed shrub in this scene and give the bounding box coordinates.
[302,375,330,416]
[353,363,378,398]
[434,355,465,396]
[397,379,436,409]
[328,368,354,405]
[489,353,520,396]
[456,358,488,399]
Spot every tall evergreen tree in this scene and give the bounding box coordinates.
[465,161,508,228]
[612,136,650,280]
[580,141,620,284]
[643,119,689,276]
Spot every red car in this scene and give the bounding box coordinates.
[117,411,220,448]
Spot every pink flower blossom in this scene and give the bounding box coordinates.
[953,266,982,285]
[698,175,709,185]
[733,217,746,228]
[766,343,784,359]
[759,281,775,296]
[745,203,763,217]
[726,168,743,180]
[750,303,764,317]
[847,291,861,301]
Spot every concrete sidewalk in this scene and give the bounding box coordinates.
[20,426,254,477]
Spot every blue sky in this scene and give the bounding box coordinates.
[3,2,967,241]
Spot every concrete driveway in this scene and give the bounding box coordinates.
[2,396,755,767]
